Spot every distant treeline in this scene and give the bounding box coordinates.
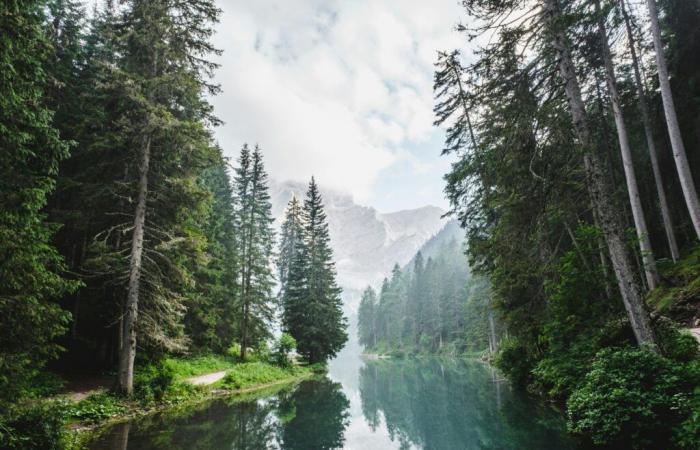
[358,237,491,356]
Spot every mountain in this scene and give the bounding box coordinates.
[269,180,448,309]
[404,219,464,271]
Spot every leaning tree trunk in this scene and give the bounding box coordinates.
[595,0,659,289]
[644,0,700,239]
[543,0,657,350]
[117,134,151,395]
[620,0,679,261]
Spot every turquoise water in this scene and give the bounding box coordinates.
[89,354,575,449]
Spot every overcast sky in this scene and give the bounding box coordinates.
[209,0,466,212]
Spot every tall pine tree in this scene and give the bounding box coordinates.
[234,144,275,360]
[0,0,79,404]
[282,178,347,363]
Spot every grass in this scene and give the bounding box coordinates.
[165,354,238,380]
[648,245,700,318]
[217,362,309,390]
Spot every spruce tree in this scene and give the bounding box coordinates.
[186,150,238,352]
[99,0,222,394]
[278,196,304,297]
[358,287,378,349]
[0,0,80,404]
[283,178,347,363]
[234,144,276,360]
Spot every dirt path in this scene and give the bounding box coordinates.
[186,370,228,386]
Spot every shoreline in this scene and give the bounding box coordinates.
[69,368,314,447]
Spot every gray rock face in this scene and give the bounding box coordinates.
[270,180,447,309]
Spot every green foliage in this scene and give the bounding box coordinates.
[165,354,237,379]
[281,178,347,364]
[233,144,276,359]
[272,333,297,368]
[67,393,127,424]
[227,343,242,359]
[134,361,175,403]
[567,347,697,448]
[219,362,302,390]
[0,401,68,450]
[494,338,533,387]
[358,226,489,357]
[0,0,79,406]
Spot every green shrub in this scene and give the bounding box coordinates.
[567,347,694,448]
[68,393,127,424]
[309,362,328,374]
[134,360,175,403]
[657,320,699,363]
[227,343,241,359]
[674,382,700,449]
[272,333,296,368]
[0,401,68,450]
[494,337,533,387]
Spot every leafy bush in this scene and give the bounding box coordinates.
[656,320,699,363]
[134,360,175,403]
[272,333,296,368]
[0,401,68,450]
[567,347,695,448]
[494,337,533,387]
[67,393,127,424]
[309,362,328,374]
[227,343,241,359]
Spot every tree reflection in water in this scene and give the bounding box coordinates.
[358,358,576,450]
[88,377,350,450]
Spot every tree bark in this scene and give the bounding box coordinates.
[620,0,680,261]
[595,0,659,289]
[644,0,700,239]
[117,134,151,395]
[543,0,657,350]
[488,308,498,354]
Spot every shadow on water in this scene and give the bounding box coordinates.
[89,358,575,450]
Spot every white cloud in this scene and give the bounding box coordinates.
[210,0,464,204]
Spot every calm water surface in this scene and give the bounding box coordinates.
[89,352,575,449]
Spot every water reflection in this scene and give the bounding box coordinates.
[89,358,575,450]
[89,378,350,450]
[358,358,574,450]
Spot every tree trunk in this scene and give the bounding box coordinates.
[117,134,151,395]
[644,0,700,239]
[543,0,657,350]
[488,308,498,354]
[595,0,659,289]
[620,0,680,261]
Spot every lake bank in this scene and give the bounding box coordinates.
[58,360,315,449]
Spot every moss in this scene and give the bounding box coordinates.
[648,245,700,321]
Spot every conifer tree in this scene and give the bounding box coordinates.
[358,287,378,349]
[0,0,79,404]
[282,178,347,363]
[234,144,276,360]
[106,0,222,394]
[278,196,304,297]
[186,151,238,352]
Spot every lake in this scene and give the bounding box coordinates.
[88,352,575,449]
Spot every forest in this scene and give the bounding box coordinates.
[4,0,700,448]
[427,0,700,448]
[1,1,346,448]
[358,227,493,356]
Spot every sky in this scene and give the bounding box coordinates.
[209,0,467,212]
